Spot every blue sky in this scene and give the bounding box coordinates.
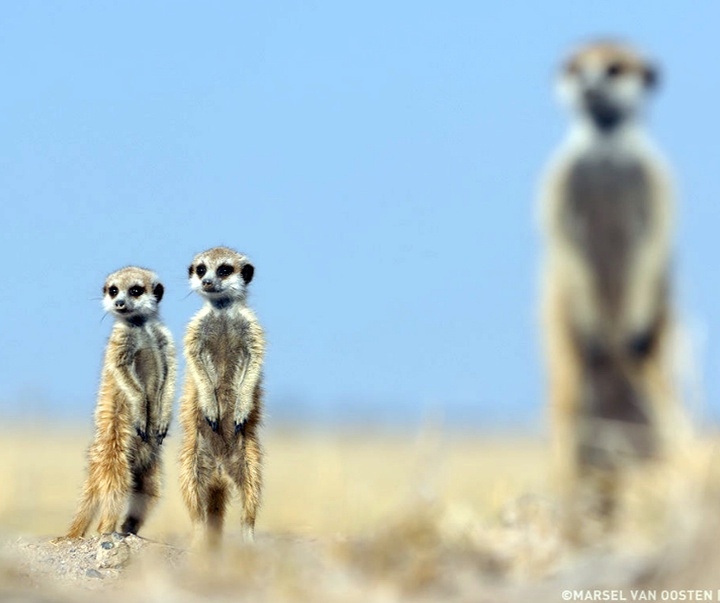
[1,2,718,427]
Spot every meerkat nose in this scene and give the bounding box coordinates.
[115,299,126,308]
[583,86,603,103]
[202,279,213,287]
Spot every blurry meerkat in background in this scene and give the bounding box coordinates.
[539,40,678,532]
[67,267,176,538]
[179,246,264,547]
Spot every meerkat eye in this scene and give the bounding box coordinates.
[606,62,625,78]
[196,264,207,278]
[108,286,119,298]
[217,264,234,278]
[564,60,580,76]
[129,285,146,298]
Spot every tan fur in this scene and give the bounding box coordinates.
[178,247,264,546]
[540,42,677,533]
[67,267,176,538]
[563,41,652,79]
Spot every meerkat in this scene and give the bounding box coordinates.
[178,246,264,546]
[539,41,677,523]
[67,267,176,538]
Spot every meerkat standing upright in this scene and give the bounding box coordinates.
[179,246,264,546]
[67,267,176,538]
[540,41,677,525]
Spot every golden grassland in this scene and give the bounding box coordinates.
[0,425,551,541]
[4,423,720,602]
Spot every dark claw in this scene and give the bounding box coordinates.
[234,421,246,436]
[156,430,168,445]
[135,427,148,442]
[121,516,140,535]
[206,417,219,432]
[628,330,656,361]
[581,337,610,368]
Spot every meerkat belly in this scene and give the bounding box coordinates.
[566,157,656,463]
[566,156,652,324]
[200,314,250,444]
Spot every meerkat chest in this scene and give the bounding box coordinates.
[199,313,250,375]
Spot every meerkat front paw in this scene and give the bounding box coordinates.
[153,425,169,445]
[234,406,250,436]
[135,424,149,442]
[627,329,657,360]
[581,337,610,367]
[205,416,220,433]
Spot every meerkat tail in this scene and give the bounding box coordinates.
[67,484,100,538]
[205,483,228,549]
[237,433,262,542]
[179,396,204,524]
[95,490,127,534]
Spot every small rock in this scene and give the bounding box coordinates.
[86,569,104,579]
[96,534,130,569]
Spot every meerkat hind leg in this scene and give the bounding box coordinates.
[122,461,161,535]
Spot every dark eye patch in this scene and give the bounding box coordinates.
[217,264,234,278]
[606,62,625,78]
[108,285,119,298]
[129,285,146,298]
[196,264,207,278]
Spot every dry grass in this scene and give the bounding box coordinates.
[0,425,550,540]
[4,424,720,602]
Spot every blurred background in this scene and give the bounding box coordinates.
[0,1,718,430]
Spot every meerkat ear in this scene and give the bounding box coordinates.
[644,64,659,90]
[188,264,194,278]
[153,283,165,303]
[241,263,255,284]
[103,285,107,295]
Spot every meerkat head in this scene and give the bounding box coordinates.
[557,40,659,133]
[103,267,165,325]
[188,246,254,307]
